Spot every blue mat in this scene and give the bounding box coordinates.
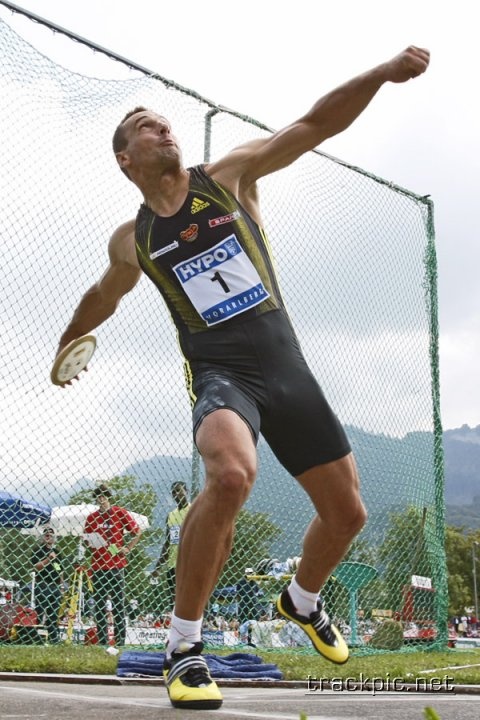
[117,650,283,680]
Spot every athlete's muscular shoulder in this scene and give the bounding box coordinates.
[206,138,268,226]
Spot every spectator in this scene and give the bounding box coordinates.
[152,481,190,611]
[128,597,139,622]
[31,527,65,644]
[84,484,142,647]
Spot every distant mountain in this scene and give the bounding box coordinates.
[444,425,480,446]
[446,495,480,529]
[4,424,475,559]
[58,423,480,555]
[122,425,448,557]
[443,424,480,528]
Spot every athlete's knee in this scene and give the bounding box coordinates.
[342,500,367,537]
[217,460,256,501]
[331,494,367,541]
[207,458,256,507]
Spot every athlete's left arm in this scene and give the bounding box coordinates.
[211,46,429,188]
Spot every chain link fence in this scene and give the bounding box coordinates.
[0,4,446,654]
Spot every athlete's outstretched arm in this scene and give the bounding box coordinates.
[56,220,141,356]
[212,46,430,185]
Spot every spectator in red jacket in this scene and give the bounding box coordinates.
[84,484,142,647]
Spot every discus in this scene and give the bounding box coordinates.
[50,335,96,385]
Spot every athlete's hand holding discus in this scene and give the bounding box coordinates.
[51,334,96,387]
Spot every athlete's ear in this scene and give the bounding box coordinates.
[116,150,129,171]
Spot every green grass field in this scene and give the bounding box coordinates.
[0,645,479,686]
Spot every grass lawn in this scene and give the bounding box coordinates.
[0,644,479,686]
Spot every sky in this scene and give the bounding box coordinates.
[1,0,479,434]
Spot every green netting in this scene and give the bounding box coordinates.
[0,8,447,653]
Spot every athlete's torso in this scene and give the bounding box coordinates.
[135,165,285,356]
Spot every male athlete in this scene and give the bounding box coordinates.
[55,46,430,709]
[152,481,191,611]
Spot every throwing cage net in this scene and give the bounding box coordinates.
[0,4,446,654]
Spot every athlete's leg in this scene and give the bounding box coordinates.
[275,451,366,664]
[295,451,367,593]
[173,408,257,621]
[162,409,253,709]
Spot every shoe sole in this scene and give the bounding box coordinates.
[170,698,223,709]
[276,595,349,665]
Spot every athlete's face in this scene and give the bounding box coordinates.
[118,111,181,175]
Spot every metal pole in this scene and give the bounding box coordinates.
[189,107,221,501]
[204,108,219,163]
[473,542,479,620]
[30,571,36,609]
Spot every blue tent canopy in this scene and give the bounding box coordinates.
[0,491,51,529]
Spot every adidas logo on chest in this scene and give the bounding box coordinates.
[190,196,210,214]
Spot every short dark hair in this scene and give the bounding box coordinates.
[92,483,113,499]
[171,481,187,491]
[112,106,150,152]
[112,106,150,178]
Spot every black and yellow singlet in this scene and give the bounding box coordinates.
[135,165,350,476]
[135,164,283,350]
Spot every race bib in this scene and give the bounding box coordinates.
[169,525,181,545]
[172,234,269,326]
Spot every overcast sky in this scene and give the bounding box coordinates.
[1,0,478,431]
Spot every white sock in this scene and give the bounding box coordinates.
[287,575,319,617]
[166,612,203,658]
